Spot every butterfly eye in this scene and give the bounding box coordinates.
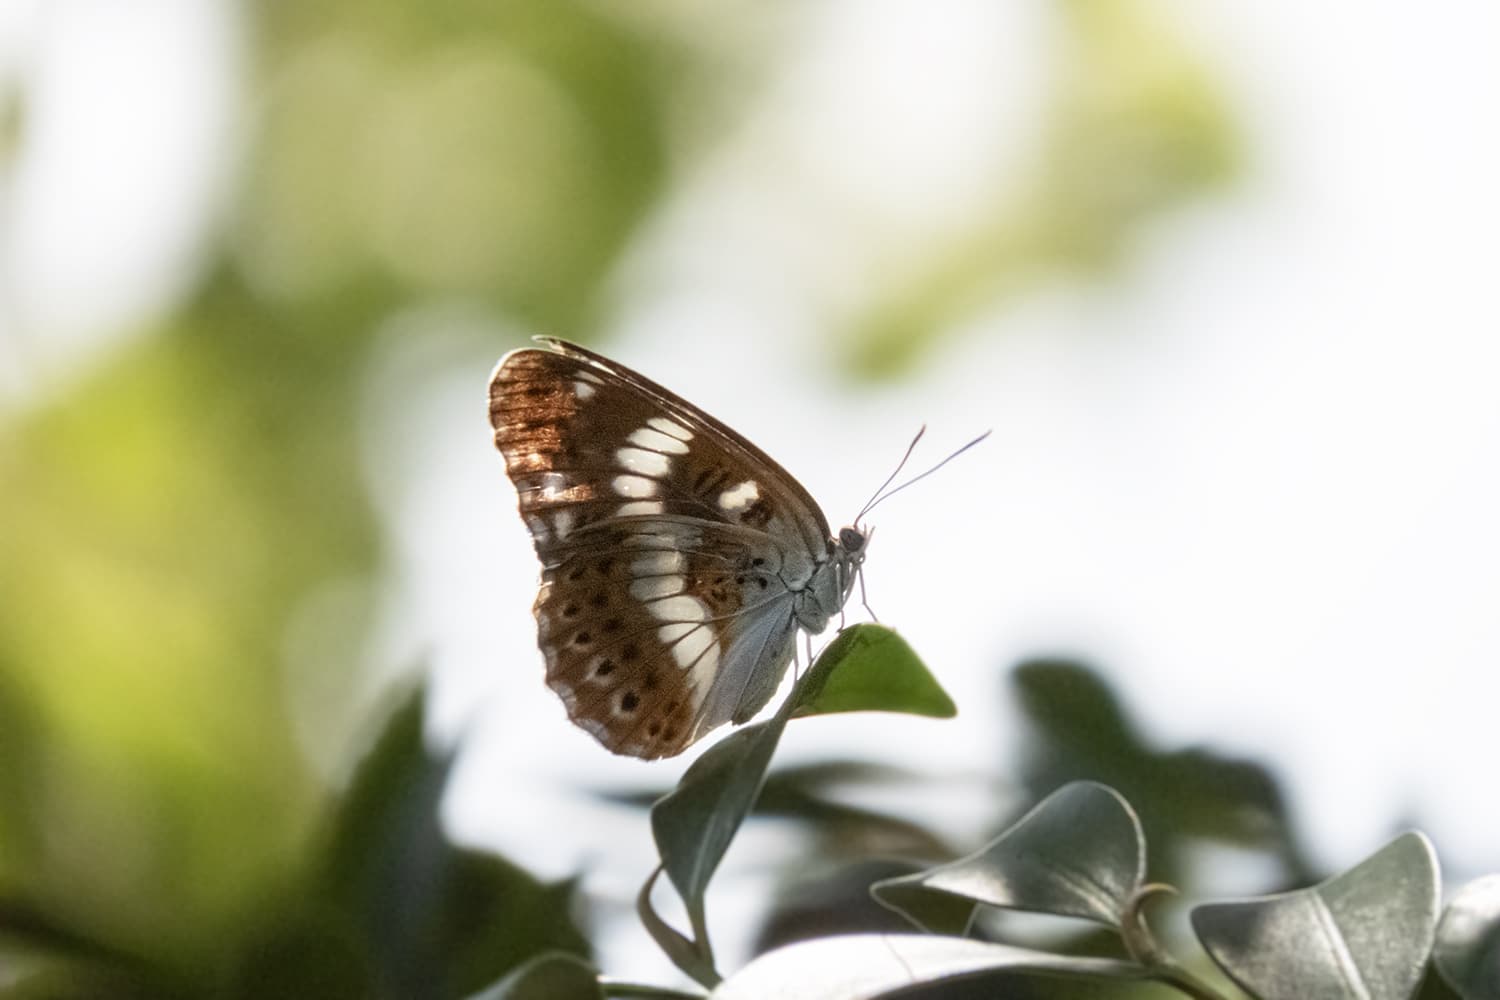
[839,526,865,552]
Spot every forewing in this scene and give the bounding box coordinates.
[489,340,830,551]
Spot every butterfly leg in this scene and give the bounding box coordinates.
[857,566,879,623]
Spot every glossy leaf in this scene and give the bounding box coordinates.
[710,933,1145,999]
[791,625,956,719]
[466,953,602,1000]
[1434,874,1500,1000]
[872,781,1146,934]
[1192,832,1440,1000]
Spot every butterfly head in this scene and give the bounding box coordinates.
[837,524,870,565]
[833,523,871,607]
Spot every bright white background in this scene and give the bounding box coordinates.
[4,0,1498,979]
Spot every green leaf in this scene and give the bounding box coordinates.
[871,781,1146,934]
[315,685,590,997]
[636,866,719,990]
[319,684,436,897]
[649,711,791,983]
[465,953,602,1000]
[1192,831,1440,1000]
[791,624,955,719]
[221,908,369,1000]
[1434,874,1500,1000]
[709,933,1146,999]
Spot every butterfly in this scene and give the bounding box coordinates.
[488,338,869,759]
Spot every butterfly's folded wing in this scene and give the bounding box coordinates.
[489,340,833,759]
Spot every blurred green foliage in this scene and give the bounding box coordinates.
[845,0,1239,375]
[1011,659,1317,890]
[260,687,589,1000]
[3,0,677,987]
[0,0,1240,994]
[242,0,672,331]
[0,288,375,963]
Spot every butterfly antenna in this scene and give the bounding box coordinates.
[856,425,927,523]
[861,429,992,518]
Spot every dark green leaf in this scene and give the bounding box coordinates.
[466,953,602,1000]
[792,625,955,719]
[1192,832,1439,1000]
[636,866,719,990]
[319,683,436,898]
[1434,874,1500,1000]
[223,908,370,1000]
[709,933,1146,999]
[316,685,590,997]
[650,714,790,981]
[754,859,925,955]
[872,782,1145,934]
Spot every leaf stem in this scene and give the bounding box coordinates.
[1122,883,1230,1000]
[1120,882,1176,965]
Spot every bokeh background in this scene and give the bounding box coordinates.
[2,1,1497,995]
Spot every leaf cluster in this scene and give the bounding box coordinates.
[486,627,1500,1000]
